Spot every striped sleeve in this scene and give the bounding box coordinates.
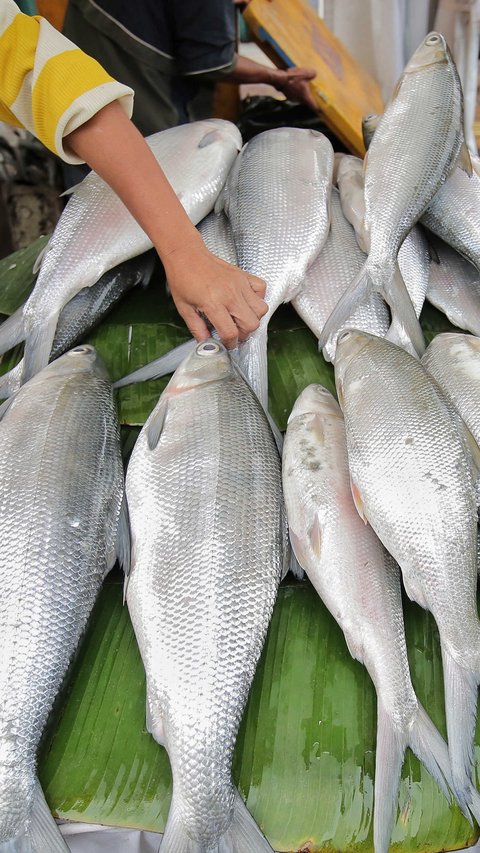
[0,0,134,163]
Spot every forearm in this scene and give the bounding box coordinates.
[65,101,203,257]
[225,54,286,88]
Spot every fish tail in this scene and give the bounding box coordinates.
[441,645,480,823]
[236,328,269,412]
[317,260,371,355]
[0,307,25,358]
[22,314,59,383]
[374,701,454,853]
[384,262,425,357]
[113,339,196,388]
[0,780,69,852]
[160,791,274,853]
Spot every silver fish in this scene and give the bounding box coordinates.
[320,33,468,358]
[421,153,480,269]
[197,210,237,265]
[335,154,430,322]
[422,332,480,448]
[292,188,389,361]
[0,251,155,398]
[0,120,242,384]
[125,339,287,852]
[283,385,462,853]
[218,127,333,409]
[0,345,126,852]
[426,238,480,335]
[334,330,480,821]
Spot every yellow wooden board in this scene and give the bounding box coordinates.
[243,0,384,156]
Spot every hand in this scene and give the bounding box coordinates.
[162,240,268,349]
[273,67,317,111]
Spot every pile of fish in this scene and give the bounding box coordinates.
[2,27,480,853]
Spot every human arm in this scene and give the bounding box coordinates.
[226,54,318,112]
[65,102,267,348]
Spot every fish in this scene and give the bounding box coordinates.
[319,33,469,358]
[426,238,480,336]
[0,251,156,398]
[197,210,237,266]
[0,119,242,385]
[0,345,127,852]
[283,384,466,853]
[125,338,288,852]
[334,329,480,821]
[334,153,430,322]
[422,332,480,448]
[291,188,390,361]
[217,127,333,409]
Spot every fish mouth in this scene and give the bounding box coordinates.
[404,31,448,73]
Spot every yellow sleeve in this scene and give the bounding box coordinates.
[0,0,134,164]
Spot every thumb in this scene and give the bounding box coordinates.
[290,67,316,81]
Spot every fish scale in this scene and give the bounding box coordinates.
[334,330,480,824]
[0,346,124,851]
[126,340,287,852]
[0,119,242,385]
[219,127,333,409]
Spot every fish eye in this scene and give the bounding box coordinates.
[196,341,221,357]
[425,33,441,45]
[337,330,353,344]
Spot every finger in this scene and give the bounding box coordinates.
[246,273,267,299]
[228,297,263,339]
[243,283,269,319]
[207,307,239,349]
[289,67,316,81]
[176,303,210,341]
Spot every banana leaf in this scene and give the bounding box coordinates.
[0,242,476,852]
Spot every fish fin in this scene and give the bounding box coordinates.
[288,529,307,573]
[22,314,59,382]
[146,396,169,451]
[455,141,474,177]
[161,790,274,853]
[384,263,425,357]
[288,548,304,580]
[318,261,371,352]
[214,184,228,215]
[441,645,480,821]
[401,572,428,609]
[406,703,453,802]
[113,339,196,388]
[308,513,322,559]
[373,703,407,853]
[0,779,70,852]
[32,240,51,274]
[0,307,25,356]
[145,691,166,745]
[59,180,85,197]
[350,477,368,524]
[198,129,224,149]
[236,328,269,412]
[116,493,131,589]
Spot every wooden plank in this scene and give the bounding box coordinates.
[243,0,384,156]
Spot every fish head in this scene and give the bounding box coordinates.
[40,345,110,381]
[403,32,450,75]
[168,338,233,392]
[288,384,341,425]
[334,330,376,407]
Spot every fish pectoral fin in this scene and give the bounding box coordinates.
[401,571,428,609]
[116,493,131,585]
[145,691,166,745]
[350,477,368,524]
[146,395,169,450]
[308,513,323,559]
[342,622,365,663]
[455,141,474,177]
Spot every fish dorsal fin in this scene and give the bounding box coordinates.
[350,476,368,523]
[32,239,51,273]
[0,393,16,421]
[146,395,169,450]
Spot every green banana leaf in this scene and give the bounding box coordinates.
[0,241,476,852]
